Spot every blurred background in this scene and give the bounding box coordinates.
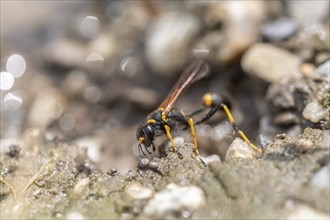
[1,0,329,173]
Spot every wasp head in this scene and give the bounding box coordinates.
[136,124,155,149]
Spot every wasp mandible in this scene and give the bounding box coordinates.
[136,61,263,165]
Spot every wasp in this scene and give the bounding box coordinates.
[136,61,263,165]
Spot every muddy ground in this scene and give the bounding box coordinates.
[0,128,329,219]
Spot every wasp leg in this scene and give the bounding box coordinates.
[188,118,207,166]
[220,104,263,154]
[193,92,263,154]
[164,125,183,159]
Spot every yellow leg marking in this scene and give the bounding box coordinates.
[164,125,176,151]
[222,104,263,154]
[237,130,263,153]
[222,105,234,124]
[0,175,17,199]
[161,111,167,122]
[147,119,156,124]
[188,118,200,157]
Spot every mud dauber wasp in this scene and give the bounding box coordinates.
[136,61,263,165]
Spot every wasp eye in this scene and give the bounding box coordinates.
[145,125,154,139]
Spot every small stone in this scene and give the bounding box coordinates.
[310,165,329,189]
[6,145,21,158]
[295,139,314,152]
[145,11,201,75]
[287,1,330,25]
[202,154,221,164]
[44,39,88,68]
[27,88,68,128]
[140,157,150,167]
[225,138,256,161]
[261,17,298,41]
[274,112,299,126]
[286,204,329,220]
[143,183,205,218]
[241,43,300,83]
[107,168,118,176]
[299,63,316,78]
[66,211,85,220]
[315,60,330,80]
[73,178,90,196]
[302,101,329,123]
[149,158,161,170]
[124,182,153,200]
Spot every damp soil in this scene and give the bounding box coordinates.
[0,128,329,219]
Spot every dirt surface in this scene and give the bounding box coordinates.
[1,128,329,219]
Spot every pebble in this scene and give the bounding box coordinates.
[261,17,298,41]
[302,101,329,124]
[140,157,150,167]
[145,11,201,75]
[286,204,329,220]
[44,39,88,68]
[287,1,330,25]
[72,178,90,196]
[27,88,68,128]
[225,138,256,161]
[299,63,316,78]
[124,182,153,200]
[202,1,266,64]
[66,211,85,220]
[202,154,221,164]
[310,165,329,189]
[241,43,300,83]
[274,112,299,126]
[315,60,330,80]
[73,136,102,163]
[143,183,205,217]
[149,158,161,170]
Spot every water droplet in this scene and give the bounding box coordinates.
[84,86,102,103]
[0,72,14,91]
[6,54,26,78]
[85,52,104,62]
[59,113,76,131]
[79,16,100,39]
[3,91,23,111]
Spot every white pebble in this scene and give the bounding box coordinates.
[225,138,256,161]
[202,154,221,164]
[145,12,201,75]
[310,165,329,189]
[124,182,153,200]
[143,183,205,217]
[66,211,85,220]
[73,137,102,163]
[73,178,90,195]
[286,204,329,220]
[302,101,329,123]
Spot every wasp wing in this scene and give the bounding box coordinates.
[159,61,210,111]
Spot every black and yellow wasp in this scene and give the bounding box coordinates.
[136,61,263,165]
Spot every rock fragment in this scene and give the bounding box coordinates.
[124,182,154,200]
[225,138,256,161]
[143,183,205,218]
[242,43,300,82]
